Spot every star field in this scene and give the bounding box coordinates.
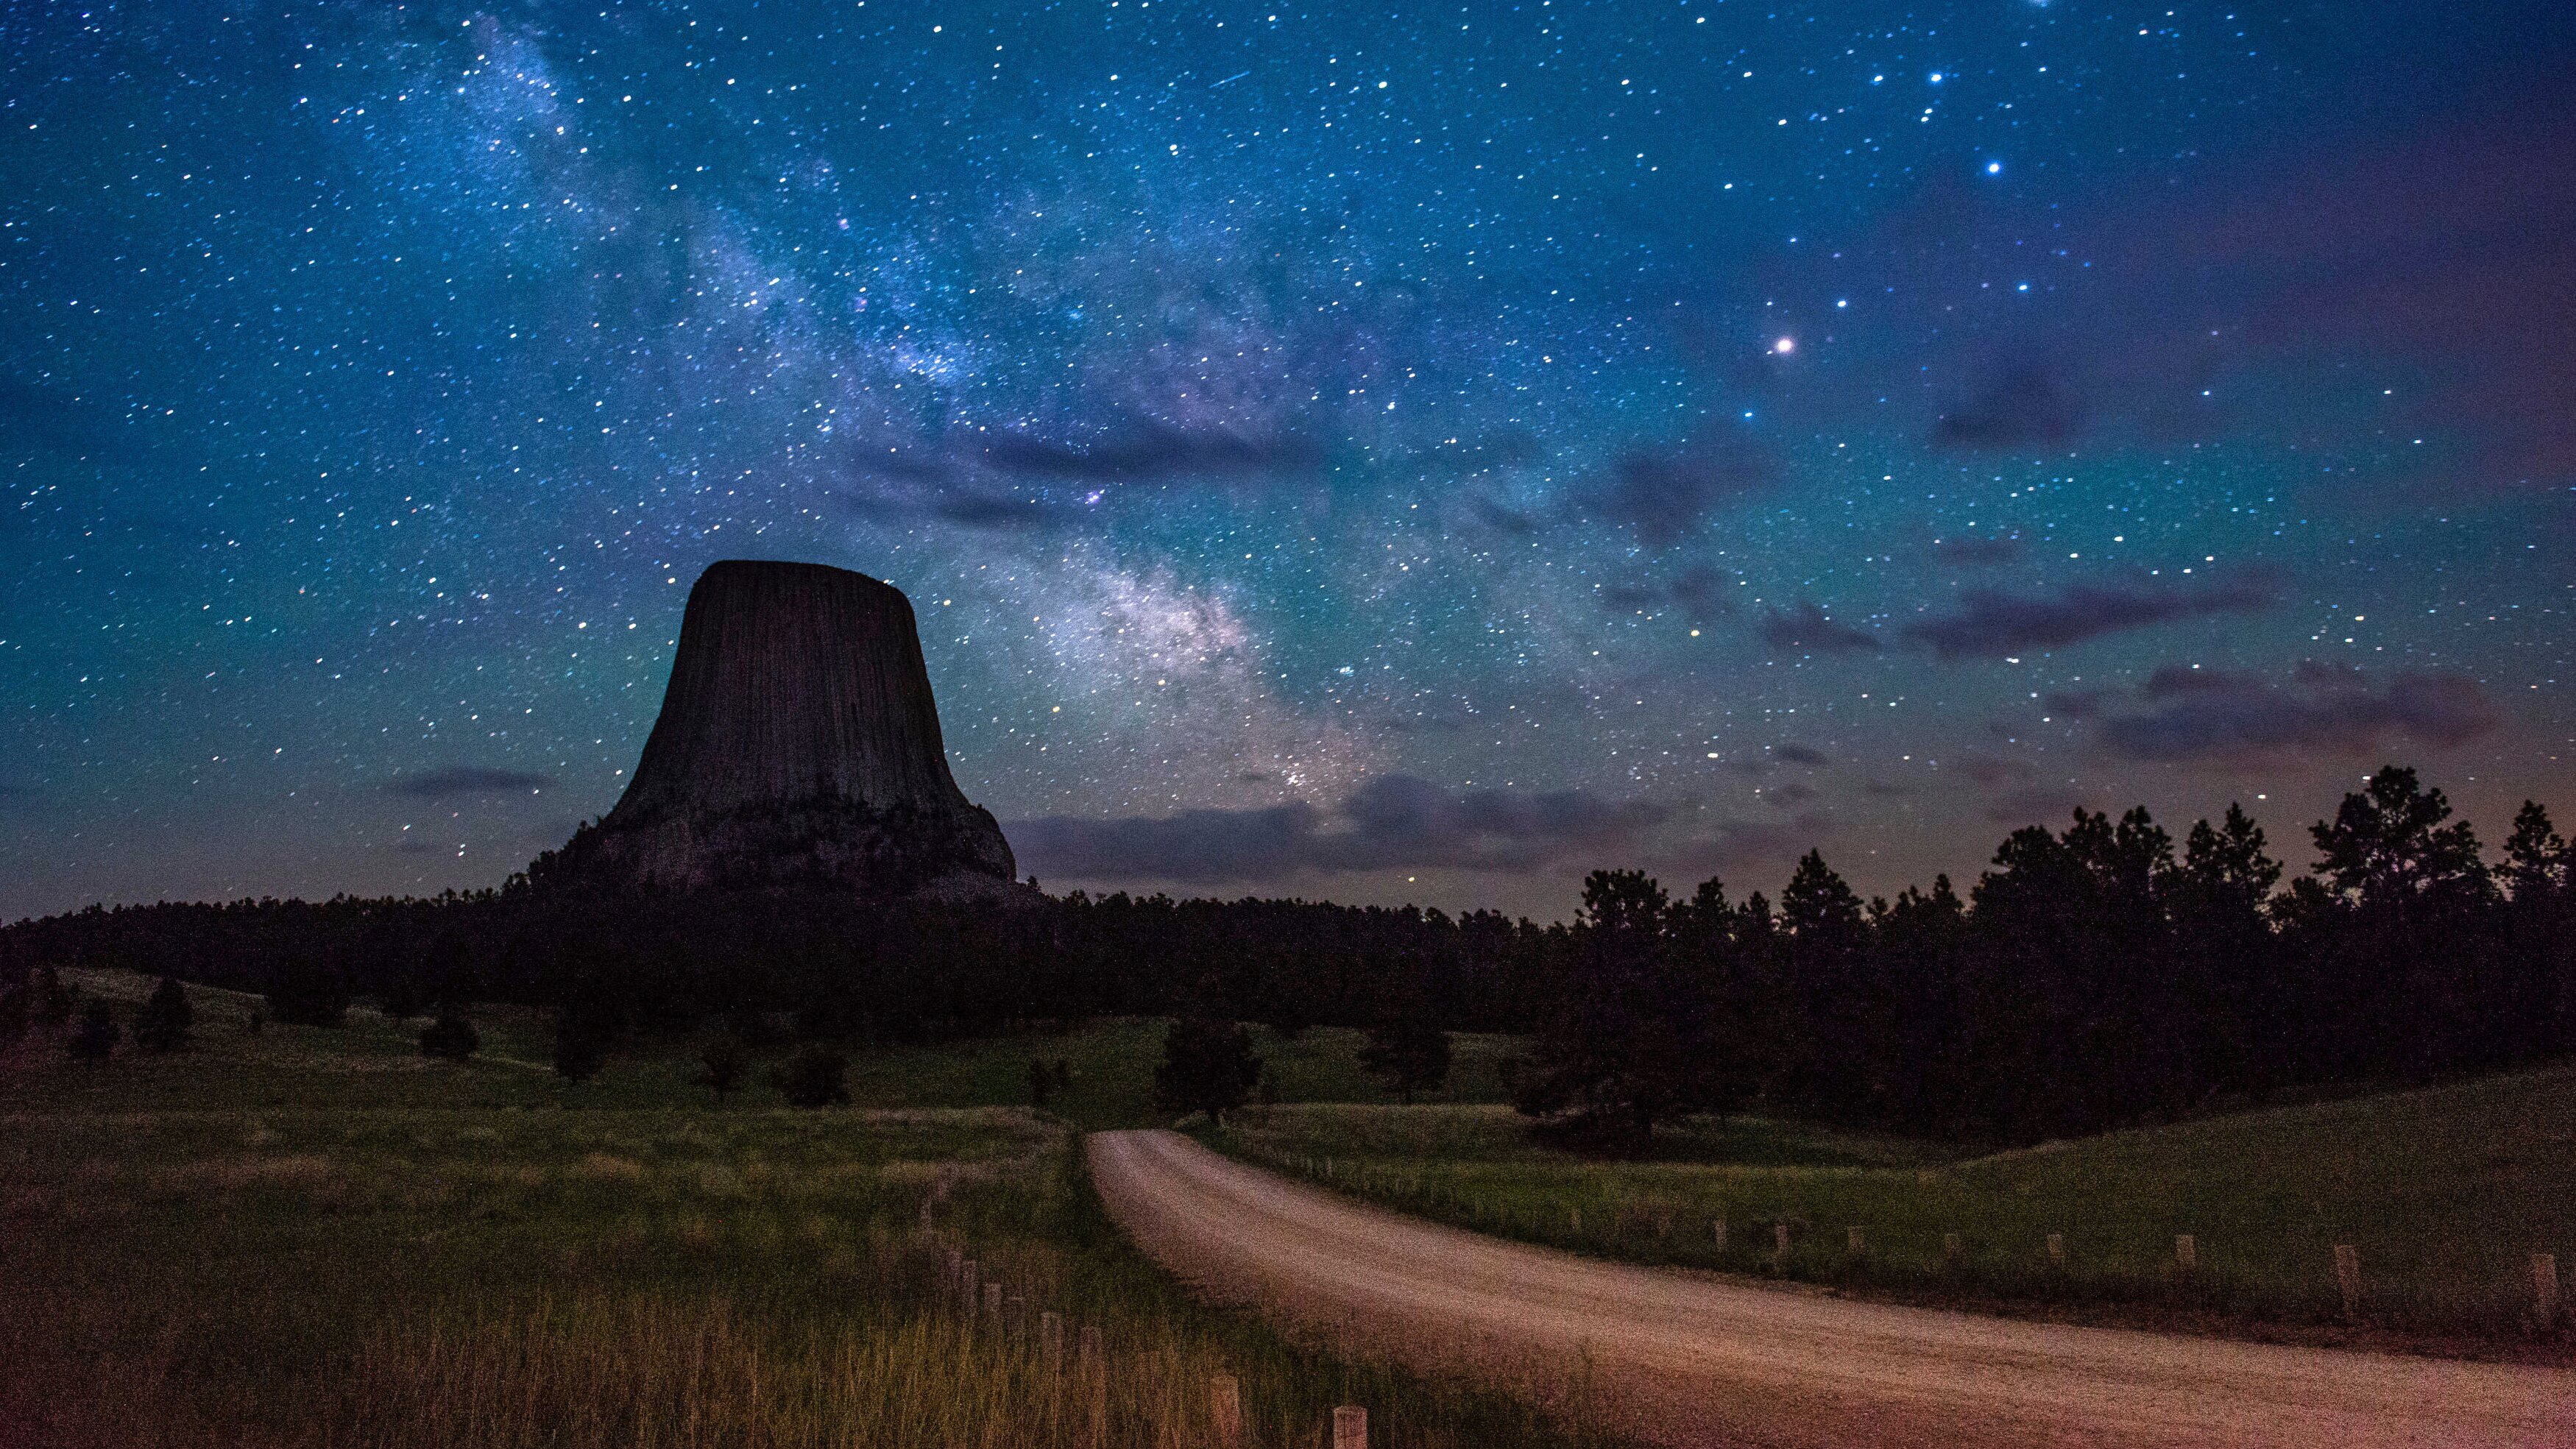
[4,1,2572,920]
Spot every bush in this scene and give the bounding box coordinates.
[774,1046,849,1108]
[419,1010,479,1061]
[132,976,194,1052]
[697,1034,749,1097]
[264,955,351,1027]
[1154,1018,1262,1124]
[66,999,118,1063]
[0,985,27,1045]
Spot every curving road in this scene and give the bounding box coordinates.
[1089,1129,2575,1448]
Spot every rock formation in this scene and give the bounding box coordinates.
[524,559,1017,899]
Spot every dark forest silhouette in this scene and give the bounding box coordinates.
[4,766,2571,1149]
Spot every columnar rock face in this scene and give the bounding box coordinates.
[525,560,1017,899]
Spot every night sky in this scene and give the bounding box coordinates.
[5,1,2573,922]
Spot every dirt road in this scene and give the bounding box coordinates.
[1088,1129,2574,1448]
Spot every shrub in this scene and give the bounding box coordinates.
[132,976,194,1052]
[774,1047,849,1108]
[419,1010,480,1061]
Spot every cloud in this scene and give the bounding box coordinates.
[1905,573,2277,658]
[1932,534,2025,565]
[384,766,554,799]
[1771,743,1830,766]
[976,422,1319,484]
[1933,364,2087,450]
[1582,431,1777,544]
[2097,665,2501,762]
[1759,601,1881,655]
[1009,773,1669,885]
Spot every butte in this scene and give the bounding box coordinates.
[523,559,1019,901]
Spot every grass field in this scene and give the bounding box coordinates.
[0,973,1618,1448]
[1212,1078,2576,1353]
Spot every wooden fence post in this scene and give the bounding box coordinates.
[2175,1234,2198,1274]
[1209,1374,1243,1448]
[960,1258,979,1305]
[1944,1231,1964,1266]
[2334,1244,2363,1319]
[2535,1253,2561,1328]
[1041,1311,1064,1370]
[1333,1404,1368,1449]
[1712,1218,1727,1253]
[1846,1226,1866,1258]
[2046,1233,2065,1266]
[1773,1221,1791,1272]
[983,1281,1004,1327]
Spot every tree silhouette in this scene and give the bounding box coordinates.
[67,999,118,1062]
[776,1046,850,1108]
[1153,1017,1262,1124]
[697,1033,749,1097]
[132,975,194,1052]
[1358,996,1451,1104]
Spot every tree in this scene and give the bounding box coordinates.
[0,985,28,1046]
[67,999,118,1063]
[698,1033,750,1097]
[264,954,351,1027]
[1511,870,1729,1153]
[1027,1056,1058,1109]
[1358,996,1452,1104]
[34,966,73,1028]
[1153,1017,1262,1124]
[552,1016,606,1083]
[2310,766,2493,912]
[419,1010,480,1061]
[132,975,194,1052]
[776,1046,850,1108]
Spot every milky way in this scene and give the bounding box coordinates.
[4,1,2572,920]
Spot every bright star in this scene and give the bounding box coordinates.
[1772,337,1795,354]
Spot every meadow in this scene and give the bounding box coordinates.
[0,973,1615,1448]
[1211,1077,2576,1354]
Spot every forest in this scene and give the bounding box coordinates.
[5,765,2570,1149]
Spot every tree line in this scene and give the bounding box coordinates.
[4,765,2569,1150]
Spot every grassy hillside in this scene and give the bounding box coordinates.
[10,974,1519,1129]
[0,973,1616,1448]
[1214,1076,2576,1353]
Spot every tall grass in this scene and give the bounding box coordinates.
[0,1027,1619,1448]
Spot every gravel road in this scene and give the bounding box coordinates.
[1088,1128,2574,1448]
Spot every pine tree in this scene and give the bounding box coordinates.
[552,1016,606,1083]
[132,976,194,1052]
[67,999,118,1063]
[35,966,73,1028]
[1358,998,1451,1104]
[697,1034,749,1097]
[1153,1017,1262,1124]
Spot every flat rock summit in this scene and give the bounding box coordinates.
[524,559,1017,899]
